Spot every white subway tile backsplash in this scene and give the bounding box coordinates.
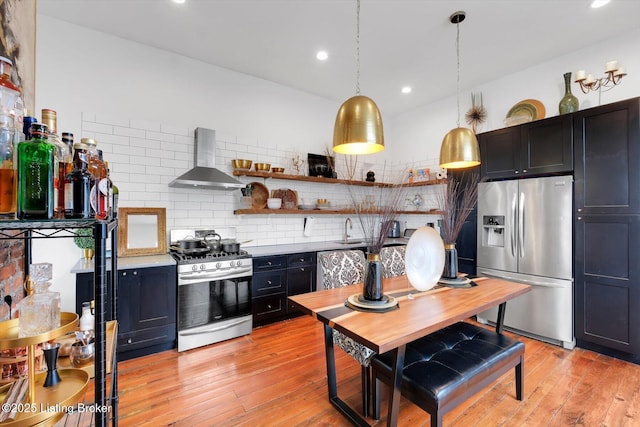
[130,119,162,131]
[84,113,438,247]
[146,130,176,142]
[83,122,114,134]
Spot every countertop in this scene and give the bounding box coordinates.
[245,238,409,257]
[70,240,409,273]
[70,253,176,273]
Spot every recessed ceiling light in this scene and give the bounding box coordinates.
[172,0,186,4]
[591,0,610,8]
[316,50,328,61]
[401,86,412,94]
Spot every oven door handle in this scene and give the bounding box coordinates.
[179,318,252,336]
[178,267,252,284]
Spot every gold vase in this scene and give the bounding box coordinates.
[83,249,95,260]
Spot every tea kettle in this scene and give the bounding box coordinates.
[387,220,401,238]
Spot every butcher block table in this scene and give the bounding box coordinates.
[288,275,531,426]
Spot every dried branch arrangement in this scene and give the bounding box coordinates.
[437,170,480,244]
[345,166,408,253]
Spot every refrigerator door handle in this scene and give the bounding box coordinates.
[519,191,525,258]
[511,193,517,257]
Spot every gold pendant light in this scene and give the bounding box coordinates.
[439,11,480,169]
[333,0,384,155]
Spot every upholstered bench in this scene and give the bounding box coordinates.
[371,322,524,427]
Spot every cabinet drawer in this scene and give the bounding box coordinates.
[254,256,287,271]
[287,252,316,267]
[118,324,176,353]
[252,270,286,297]
[252,294,287,326]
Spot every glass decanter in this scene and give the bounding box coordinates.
[18,263,61,337]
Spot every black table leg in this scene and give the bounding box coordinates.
[496,302,507,334]
[387,344,406,427]
[323,324,370,427]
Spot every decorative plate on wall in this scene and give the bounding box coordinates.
[505,99,546,126]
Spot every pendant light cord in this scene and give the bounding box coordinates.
[455,19,461,128]
[356,0,361,96]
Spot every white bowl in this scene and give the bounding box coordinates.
[267,198,282,209]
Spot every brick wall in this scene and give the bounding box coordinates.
[0,235,24,321]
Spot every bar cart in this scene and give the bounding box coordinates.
[0,219,118,427]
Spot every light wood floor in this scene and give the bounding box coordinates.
[72,315,640,426]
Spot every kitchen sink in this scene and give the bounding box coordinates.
[333,239,365,245]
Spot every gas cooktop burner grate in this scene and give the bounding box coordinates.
[170,249,250,264]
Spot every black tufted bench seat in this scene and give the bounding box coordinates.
[371,322,524,427]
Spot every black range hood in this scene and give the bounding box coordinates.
[169,127,244,191]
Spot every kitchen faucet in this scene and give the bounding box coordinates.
[344,218,352,243]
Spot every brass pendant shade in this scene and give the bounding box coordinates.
[333,95,385,155]
[439,127,480,169]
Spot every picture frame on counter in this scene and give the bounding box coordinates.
[117,207,167,257]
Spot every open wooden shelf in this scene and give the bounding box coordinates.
[234,208,443,215]
[232,170,446,187]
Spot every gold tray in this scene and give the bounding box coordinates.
[0,313,79,350]
[0,369,90,427]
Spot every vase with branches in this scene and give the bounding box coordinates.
[436,169,480,282]
[345,168,408,301]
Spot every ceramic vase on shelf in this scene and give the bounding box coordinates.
[559,72,579,115]
[363,252,383,301]
[442,243,459,280]
[83,248,94,260]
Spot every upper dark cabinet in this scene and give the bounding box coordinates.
[479,115,573,180]
[573,97,640,215]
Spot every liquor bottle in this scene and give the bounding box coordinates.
[17,123,55,219]
[64,141,93,219]
[106,162,118,218]
[61,132,74,174]
[0,115,16,218]
[84,138,109,220]
[41,109,70,219]
[0,56,21,218]
[18,263,61,337]
[79,301,95,334]
[23,116,37,140]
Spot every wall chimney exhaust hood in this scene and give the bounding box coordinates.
[169,127,244,191]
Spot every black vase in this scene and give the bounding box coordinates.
[442,244,459,279]
[363,253,383,301]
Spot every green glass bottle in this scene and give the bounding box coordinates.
[17,123,55,219]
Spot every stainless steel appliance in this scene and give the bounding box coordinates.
[170,229,253,352]
[476,175,575,349]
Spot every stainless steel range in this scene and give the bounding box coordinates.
[170,229,253,352]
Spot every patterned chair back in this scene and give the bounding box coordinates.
[318,250,366,289]
[380,245,406,278]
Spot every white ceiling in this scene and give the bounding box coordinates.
[37,0,640,117]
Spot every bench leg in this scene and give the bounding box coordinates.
[361,365,370,417]
[431,410,443,427]
[516,355,524,400]
[372,373,381,420]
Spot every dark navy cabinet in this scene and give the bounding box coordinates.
[574,97,640,361]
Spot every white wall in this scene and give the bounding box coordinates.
[31,16,640,311]
[391,26,640,159]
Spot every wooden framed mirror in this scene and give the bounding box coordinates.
[117,207,167,257]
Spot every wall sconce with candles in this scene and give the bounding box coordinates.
[575,60,627,103]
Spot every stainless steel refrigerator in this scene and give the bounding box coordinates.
[476,175,574,349]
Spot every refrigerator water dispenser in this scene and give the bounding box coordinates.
[481,215,505,248]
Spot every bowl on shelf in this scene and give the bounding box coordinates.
[267,198,282,209]
[254,162,271,171]
[271,167,285,173]
[231,159,252,170]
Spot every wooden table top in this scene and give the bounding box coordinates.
[288,276,531,354]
